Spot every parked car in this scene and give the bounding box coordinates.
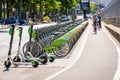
[0,20,4,24]
[60,15,70,22]
[0,17,26,25]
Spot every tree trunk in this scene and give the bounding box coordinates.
[18,0,22,18]
[0,0,2,19]
[7,0,9,19]
[3,1,5,19]
[40,3,43,22]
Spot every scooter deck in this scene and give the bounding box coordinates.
[13,62,37,65]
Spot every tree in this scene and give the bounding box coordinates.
[90,2,97,13]
[1,0,80,22]
[44,0,61,21]
[59,0,78,15]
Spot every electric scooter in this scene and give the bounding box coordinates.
[4,25,39,71]
[4,25,15,70]
[13,26,40,67]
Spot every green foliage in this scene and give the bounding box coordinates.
[43,16,51,22]
[90,3,97,13]
[2,12,7,19]
[59,0,78,15]
[0,0,79,21]
[44,0,61,12]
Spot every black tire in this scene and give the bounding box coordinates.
[49,56,55,62]
[40,54,48,64]
[4,60,11,68]
[94,26,97,34]
[13,56,21,62]
[32,61,39,68]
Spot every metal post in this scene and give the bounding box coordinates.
[83,10,87,19]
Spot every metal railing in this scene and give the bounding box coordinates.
[102,0,120,27]
[103,17,120,27]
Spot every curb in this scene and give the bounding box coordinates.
[103,22,120,43]
[0,25,10,29]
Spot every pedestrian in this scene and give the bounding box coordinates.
[97,13,102,30]
[92,14,97,34]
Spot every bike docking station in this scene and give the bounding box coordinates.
[44,21,88,58]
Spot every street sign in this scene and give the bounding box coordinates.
[81,0,89,2]
[81,0,90,10]
[80,0,90,19]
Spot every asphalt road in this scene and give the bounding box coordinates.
[0,20,119,80]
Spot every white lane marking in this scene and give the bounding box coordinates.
[44,21,91,80]
[0,42,9,45]
[104,26,120,80]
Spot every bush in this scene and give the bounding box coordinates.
[43,16,51,22]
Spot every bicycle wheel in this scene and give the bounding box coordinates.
[22,41,42,58]
[54,42,70,57]
[94,26,97,34]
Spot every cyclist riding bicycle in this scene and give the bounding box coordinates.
[92,14,97,34]
[97,13,102,30]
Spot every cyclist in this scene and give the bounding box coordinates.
[92,14,97,34]
[97,13,102,30]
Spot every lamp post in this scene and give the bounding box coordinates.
[80,0,90,20]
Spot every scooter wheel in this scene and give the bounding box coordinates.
[49,56,55,62]
[13,56,21,62]
[32,61,39,68]
[4,60,11,68]
[40,56,48,64]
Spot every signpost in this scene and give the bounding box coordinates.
[80,0,90,19]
